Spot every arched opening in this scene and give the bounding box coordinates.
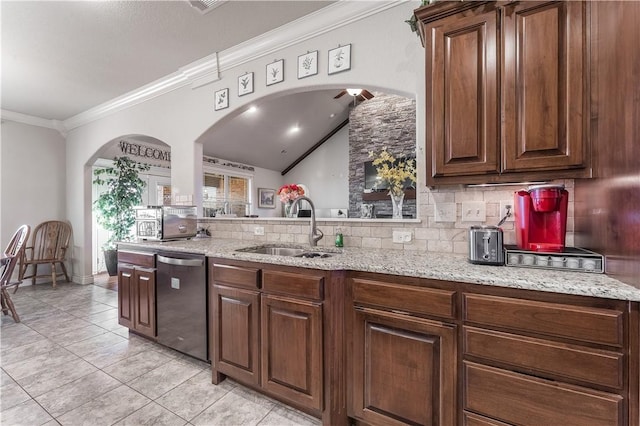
[89,135,171,275]
[195,84,417,219]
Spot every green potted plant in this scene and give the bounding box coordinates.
[93,156,150,276]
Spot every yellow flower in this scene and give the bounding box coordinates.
[369,147,416,196]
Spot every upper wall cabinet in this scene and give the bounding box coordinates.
[416,1,591,186]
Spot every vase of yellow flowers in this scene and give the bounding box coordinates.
[277,184,305,217]
[369,148,417,219]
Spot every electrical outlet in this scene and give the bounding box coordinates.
[462,201,486,222]
[499,201,515,223]
[392,231,412,243]
[435,203,456,222]
[254,226,264,236]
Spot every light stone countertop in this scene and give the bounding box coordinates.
[119,238,640,302]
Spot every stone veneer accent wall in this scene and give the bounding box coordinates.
[348,92,417,218]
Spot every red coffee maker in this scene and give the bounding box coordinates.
[514,184,569,252]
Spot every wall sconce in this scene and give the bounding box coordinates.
[346,88,363,97]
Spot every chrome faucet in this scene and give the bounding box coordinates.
[290,196,323,246]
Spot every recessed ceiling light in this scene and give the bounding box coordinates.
[246,106,257,113]
[329,113,336,118]
[289,125,300,134]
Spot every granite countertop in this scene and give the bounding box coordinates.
[118,238,640,302]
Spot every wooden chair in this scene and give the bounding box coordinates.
[1,225,30,322]
[19,220,71,288]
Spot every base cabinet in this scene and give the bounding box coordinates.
[261,294,323,411]
[117,251,156,338]
[350,307,456,426]
[209,260,325,414]
[211,284,260,386]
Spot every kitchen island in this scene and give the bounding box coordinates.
[118,238,640,426]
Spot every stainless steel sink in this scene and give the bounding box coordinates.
[236,245,334,258]
[247,247,306,256]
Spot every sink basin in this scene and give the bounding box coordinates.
[236,245,334,258]
[247,247,306,256]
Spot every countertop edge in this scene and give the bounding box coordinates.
[117,240,640,302]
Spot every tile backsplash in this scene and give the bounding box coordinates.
[200,179,575,255]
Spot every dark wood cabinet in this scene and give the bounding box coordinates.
[462,292,629,426]
[132,267,155,337]
[261,294,323,411]
[209,261,326,415]
[350,307,456,426]
[117,250,156,338]
[347,275,457,426]
[417,1,590,185]
[211,283,260,386]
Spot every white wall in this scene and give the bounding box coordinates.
[61,2,420,283]
[284,124,349,212]
[1,121,66,249]
[252,166,285,218]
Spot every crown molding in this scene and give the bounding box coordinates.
[11,1,408,133]
[1,109,66,135]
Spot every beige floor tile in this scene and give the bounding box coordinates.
[64,331,127,357]
[103,349,174,383]
[191,389,275,426]
[155,370,233,421]
[0,323,47,351]
[34,370,121,417]
[113,402,188,426]
[128,359,203,399]
[48,324,109,347]
[3,346,77,380]
[1,338,60,365]
[57,385,150,426]
[0,368,15,386]
[80,336,156,369]
[0,382,32,411]
[257,404,321,426]
[28,317,94,338]
[0,398,54,426]
[16,356,97,397]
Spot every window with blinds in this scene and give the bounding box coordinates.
[203,172,251,217]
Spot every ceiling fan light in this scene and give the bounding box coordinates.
[346,88,362,97]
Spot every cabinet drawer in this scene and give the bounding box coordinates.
[352,278,456,319]
[464,362,623,426]
[211,264,260,289]
[118,250,155,268]
[262,270,323,301]
[464,411,511,426]
[464,326,623,389]
[463,294,624,346]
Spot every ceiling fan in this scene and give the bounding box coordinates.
[334,88,375,103]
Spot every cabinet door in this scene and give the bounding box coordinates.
[261,294,323,411]
[211,284,261,386]
[426,4,499,182]
[117,264,134,328]
[350,307,457,426]
[502,1,587,172]
[133,267,156,338]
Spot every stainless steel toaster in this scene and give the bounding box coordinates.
[468,226,504,265]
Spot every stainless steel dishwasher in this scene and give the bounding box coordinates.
[156,252,208,362]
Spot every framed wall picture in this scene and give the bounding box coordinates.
[214,88,229,110]
[328,44,351,75]
[257,188,276,208]
[238,72,254,96]
[266,59,284,86]
[297,50,318,79]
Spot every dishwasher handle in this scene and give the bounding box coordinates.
[157,255,204,267]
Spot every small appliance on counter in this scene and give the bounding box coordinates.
[134,205,198,241]
[504,245,604,273]
[468,225,504,265]
[514,184,569,252]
